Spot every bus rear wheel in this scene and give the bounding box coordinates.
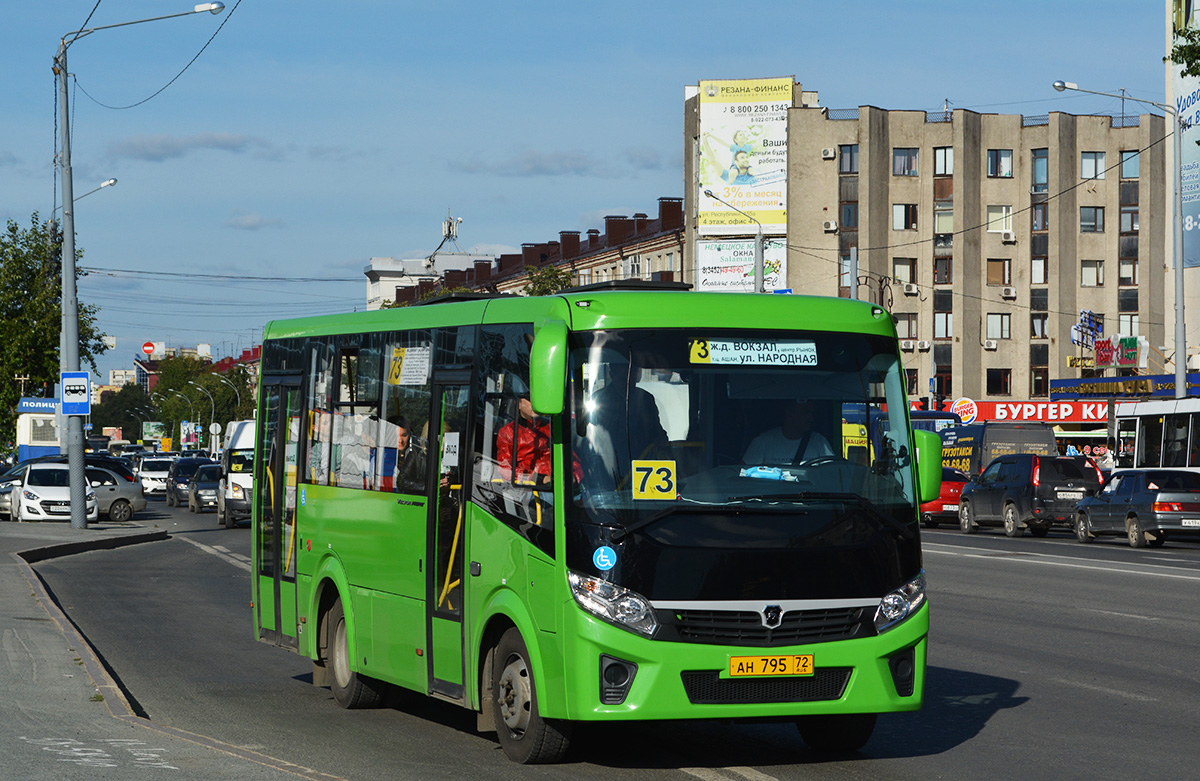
[492,628,570,764]
[327,597,383,709]
[796,713,876,753]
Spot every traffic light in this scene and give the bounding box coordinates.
[915,398,927,411]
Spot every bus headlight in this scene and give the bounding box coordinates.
[874,571,926,634]
[568,571,658,637]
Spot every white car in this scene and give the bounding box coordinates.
[12,463,97,522]
[138,457,174,496]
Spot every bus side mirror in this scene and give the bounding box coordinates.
[913,429,942,504]
[530,319,567,416]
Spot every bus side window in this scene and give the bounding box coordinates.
[377,331,433,495]
[306,338,334,486]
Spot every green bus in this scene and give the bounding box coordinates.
[251,284,941,763]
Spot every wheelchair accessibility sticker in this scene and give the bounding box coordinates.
[593,546,616,571]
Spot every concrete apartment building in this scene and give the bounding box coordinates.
[685,83,1167,406]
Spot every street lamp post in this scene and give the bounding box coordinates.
[54,2,226,529]
[188,381,215,452]
[215,374,241,411]
[703,188,765,293]
[171,391,195,448]
[1054,80,1187,399]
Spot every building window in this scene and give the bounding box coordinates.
[628,256,643,279]
[839,254,853,295]
[1081,206,1105,233]
[893,204,918,230]
[1119,258,1138,286]
[1119,314,1140,335]
[905,368,919,395]
[987,313,1012,340]
[1032,203,1048,232]
[987,369,1012,396]
[1031,312,1049,339]
[1120,204,1139,234]
[934,200,953,234]
[1081,259,1105,287]
[840,202,858,229]
[1032,148,1049,193]
[839,144,859,174]
[893,148,918,176]
[895,313,917,339]
[1119,289,1138,313]
[986,205,1013,233]
[987,258,1012,286]
[893,257,916,284]
[933,290,953,339]
[1120,150,1139,179]
[934,256,952,285]
[1032,257,1047,285]
[578,268,592,286]
[934,146,953,176]
[1031,343,1049,397]
[1081,151,1106,180]
[987,149,1013,178]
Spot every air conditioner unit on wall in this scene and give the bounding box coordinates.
[821,147,837,160]
[822,220,838,232]
[1002,286,1017,300]
[1001,230,1017,244]
[984,339,999,350]
[916,340,932,351]
[903,282,919,296]
[900,340,916,351]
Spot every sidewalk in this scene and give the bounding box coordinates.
[0,520,335,780]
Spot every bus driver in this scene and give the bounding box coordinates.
[743,400,834,465]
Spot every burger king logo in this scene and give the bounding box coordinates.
[952,397,978,424]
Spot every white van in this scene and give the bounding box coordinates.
[217,420,255,528]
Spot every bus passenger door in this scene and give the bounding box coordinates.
[427,377,470,699]
[255,375,303,651]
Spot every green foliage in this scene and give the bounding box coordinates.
[0,214,107,452]
[139,357,256,449]
[522,265,575,297]
[1168,26,1200,78]
[89,383,152,443]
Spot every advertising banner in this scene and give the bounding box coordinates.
[1172,1,1200,267]
[697,77,791,236]
[695,239,788,292]
[948,399,1110,425]
[1093,334,1149,369]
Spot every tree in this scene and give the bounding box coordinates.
[1168,26,1200,78]
[89,383,153,443]
[522,265,575,297]
[0,214,107,451]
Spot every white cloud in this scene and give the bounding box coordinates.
[224,213,284,230]
[107,133,277,163]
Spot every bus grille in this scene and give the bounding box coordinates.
[680,668,852,704]
[666,607,871,646]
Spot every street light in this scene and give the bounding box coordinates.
[215,374,241,410]
[703,188,766,293]
[54,2,226,529]
[54,178,117,214]
[171,391,195,447]
[1053,79,1187,399]
[188,380,215,451]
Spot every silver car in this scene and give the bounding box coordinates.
[88,466,147,522]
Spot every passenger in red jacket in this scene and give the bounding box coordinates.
[497,397,552,485]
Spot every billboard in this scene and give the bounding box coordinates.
[695,238,788,292]
[1171,2,1200,267]
[697,77,791,236]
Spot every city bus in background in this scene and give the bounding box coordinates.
[1114,398,1200,470]
[251,283,941,763]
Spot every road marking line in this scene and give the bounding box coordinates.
[1051,677,1157,702]
[728,768,779,780]
[1082,609,1160,620]
[923,542,1200,581]
[176,535,250,572]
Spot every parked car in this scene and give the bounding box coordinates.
[959,454,1103,537]
[138,457,175,497]
[920,467,971,528]
[187,464,223,513]
[1075,469,1200,548]
[11,463,97,522]
[87,466,147,522]
[166,457,214,507]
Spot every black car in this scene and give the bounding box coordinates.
[1075,469,1200,547]
[165,457,214,507]
[187,463,223,513]
[959,454,1103,537]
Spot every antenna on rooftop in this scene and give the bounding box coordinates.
[427,209,465,268]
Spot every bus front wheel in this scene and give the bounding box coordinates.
[327,597,383,709]
[796,713,876,753]
[492,628,571,763]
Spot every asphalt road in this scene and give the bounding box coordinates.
[32,502,1200,780]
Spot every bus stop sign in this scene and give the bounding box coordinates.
[60,371,90,415]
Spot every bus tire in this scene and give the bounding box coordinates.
[492,627,571,764]
[797,713,876,753]
[327,597,384,709]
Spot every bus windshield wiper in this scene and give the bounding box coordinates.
[610,501,809,543]
[724,491,911,533]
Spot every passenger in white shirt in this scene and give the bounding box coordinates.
[743,401,835,465]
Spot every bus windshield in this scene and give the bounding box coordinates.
[565,328,917,552]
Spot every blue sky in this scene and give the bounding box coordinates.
[1,1,1170,384]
